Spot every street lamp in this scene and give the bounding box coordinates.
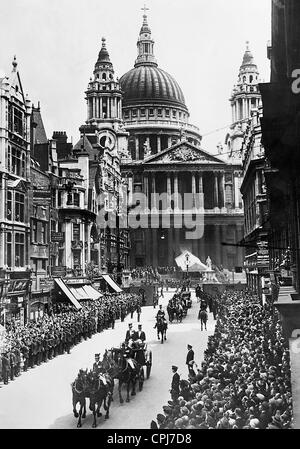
[185,253,190,280]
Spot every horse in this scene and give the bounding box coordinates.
[85,370,112,428]
[71,369,87,428]
[155,317,167,343]
[109,348,141,403]
[198,309,208,331]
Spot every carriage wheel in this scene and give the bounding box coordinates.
[139,368,144,391]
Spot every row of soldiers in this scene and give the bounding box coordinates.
[0,292,141,386]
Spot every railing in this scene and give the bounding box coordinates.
[124,120,200,133]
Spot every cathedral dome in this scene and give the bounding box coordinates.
[119,65,187,109]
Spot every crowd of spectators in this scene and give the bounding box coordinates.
[131,266,160,282]
[0,292,141,387]
[152,291,293,429]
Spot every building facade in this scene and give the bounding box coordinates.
[259,0,300,427]
[0,58,32,325]
[120,12,244,270]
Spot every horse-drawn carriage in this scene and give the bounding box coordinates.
[181,291,192,309]
[131,341,153,379]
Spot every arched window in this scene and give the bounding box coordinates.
[250,75,253,83]
[102,73,107,80]
[243,76,246,83]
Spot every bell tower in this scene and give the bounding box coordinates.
[79,37,129,160]
[227,42,261,161]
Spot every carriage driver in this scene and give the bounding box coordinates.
[93,353,107,385]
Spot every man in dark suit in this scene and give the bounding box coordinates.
[186,344,195,377]
[125,323,136,342]
[93,353,102,373]
[170,365,180,402]
[136,324,146,342]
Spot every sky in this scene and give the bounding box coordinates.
[0,0,271,152]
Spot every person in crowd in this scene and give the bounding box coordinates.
[136,324,146,342]
[186,344,195,377]
[125,323,136,342]
[170,365,180,403]
[0,292,141,387]
[153,290,293,430]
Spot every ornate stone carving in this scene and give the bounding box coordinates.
[160,147,208,163]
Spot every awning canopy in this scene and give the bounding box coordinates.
[102,274,123,293]
[175,251,209,273]
[83,285,102,300]
[54,278,82,310]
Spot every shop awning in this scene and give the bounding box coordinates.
[83,285,103,300]
[102,274,123,293]
[69,286,91,301]
[54,278,82,310]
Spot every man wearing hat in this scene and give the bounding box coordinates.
[93,353,102,373]
[170,365,180,403]
[125,323,136,342]
[186,344,195,377]
[136,324,146,342]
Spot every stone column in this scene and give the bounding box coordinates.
[174,172,179,211]
[167,173,172,210]
[192,172,196,209]
[135,136,139,160]
[214,172,219,208]
[198,172,204,209]
[143,173,149,211]
[234,174,240,209]
[151,172,157,211]
[157,135,161,153]
[152,229,158,266]
[219,172,225,209]
[128,175,133,207]
[100,98,103,119]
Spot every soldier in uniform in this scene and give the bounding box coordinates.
[1,352,10,384]
[20,339,29,371]
[9,350,16,381]
[14,344,21,377]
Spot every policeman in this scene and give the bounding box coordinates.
[170,365,180,403]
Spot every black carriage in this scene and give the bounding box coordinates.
[133,343,153,379]
[181,291,192,308]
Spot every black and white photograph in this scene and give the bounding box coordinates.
[0,0,298,433]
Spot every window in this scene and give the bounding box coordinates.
[158,109,162,117]
[250,75,253,83]
[179,112,182,119]
[15,233,25,267]
[73,223,80,241]
[41,223,47,244]
[102,73,107,80]
[141,109,146,117]
[6,232,12,267]
[31,221,37,242]
[124,110,129,119]
[13,108,24,136]
[74,192,80,207]
[58,191,62,207]
[6,191,12,220]
[11,148,23,176]
[149,109,154,116]
[15,192,25,222]
[132,109,137,118]
[172,110,177,119]
[42,260,47,270]
[165,109,170,117]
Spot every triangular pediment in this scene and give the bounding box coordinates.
[143,141,225,165]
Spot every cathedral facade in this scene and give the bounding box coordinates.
[117,12,244,270]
